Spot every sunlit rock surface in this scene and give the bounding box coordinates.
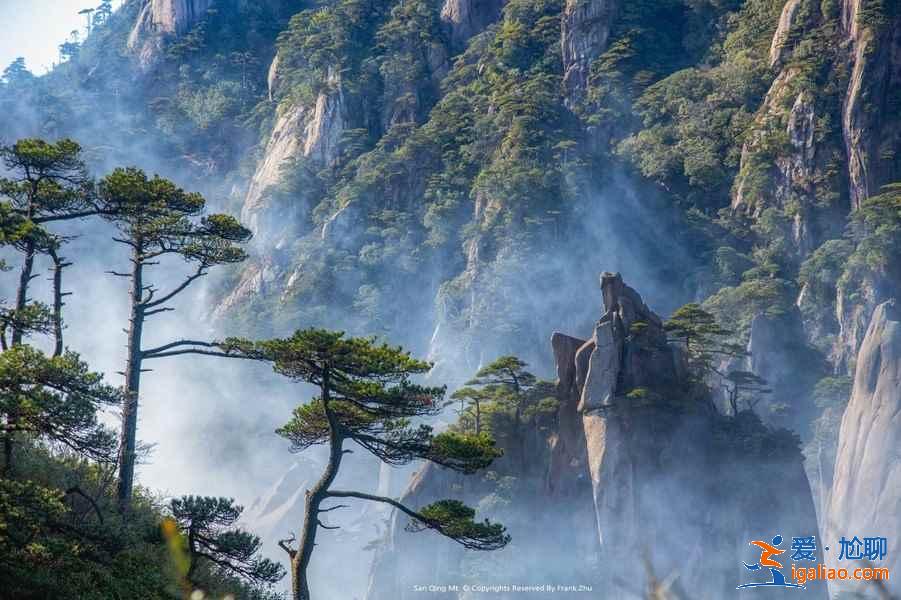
[128,0,214,68]
[827,300,901,598]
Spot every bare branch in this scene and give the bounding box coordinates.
[278,533,297,559]
[142,339,220,357]
[143,265,207,309]
[143,349,256,361]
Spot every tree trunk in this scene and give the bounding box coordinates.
[116,247,144,511]
[3,237,37,476]
[292,371,344,600]
[475,401,481,436]
[11,231,36,347]
[49,250,68,357]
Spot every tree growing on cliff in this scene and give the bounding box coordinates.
[664,303,746,377]
[451,386,496,435]
[98,168,252,511]
[221,329,509,600]
[455,356,554,470]
[724,370,771,415]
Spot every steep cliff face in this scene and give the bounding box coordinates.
[731,0,846,261]
[841,0,901,210]
[744,310,823,432]
[827,300,901,597]
[440,0,505,51]
[241,80,346,240]
[569,274,827,597]
[128,0,214,68]
[727,0,901,375]
[561,0,619,106]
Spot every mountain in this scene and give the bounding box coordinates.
[2,0,900,597]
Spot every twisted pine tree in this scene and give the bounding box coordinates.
[222,329,510,600]
[98,167,252,510]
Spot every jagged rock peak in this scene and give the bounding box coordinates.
[599,271,663,331]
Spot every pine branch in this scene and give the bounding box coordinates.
[143,265,207,308]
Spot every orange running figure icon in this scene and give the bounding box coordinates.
[749,539,785,569]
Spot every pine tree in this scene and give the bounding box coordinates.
[664,303,746,377]
[221,329,509,600]
[1,58,33,87]
[98,167,252,510]
[0,346,121,476]
[459,356,540,470]
[169,496,284,588]
[0,139,106,471]
[0,139,97,348]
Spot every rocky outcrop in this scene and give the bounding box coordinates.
[128,0,214,69]
[369,274,827,599]
[834,264,901,373]
[561,0,619,107]
[547,333,590,497]
[267,51,281,102]
[440,0,504,51]
[827,300,901,597]
[841,0,901,209]
[734,0,901,263]
[769,0,803,68]
[568,273,827,597]
[731,66,840,261]
[241,81,345,240]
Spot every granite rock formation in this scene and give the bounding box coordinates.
[827,300,901,597]
[365,274,827,599]
[128,0,214,69]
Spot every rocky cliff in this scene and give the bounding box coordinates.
[561,0,619,107]
[128,0,214,68]
[826,300,900,597]
[440,0,505,51]
[728,0,901,371]
[365,274,827,599]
